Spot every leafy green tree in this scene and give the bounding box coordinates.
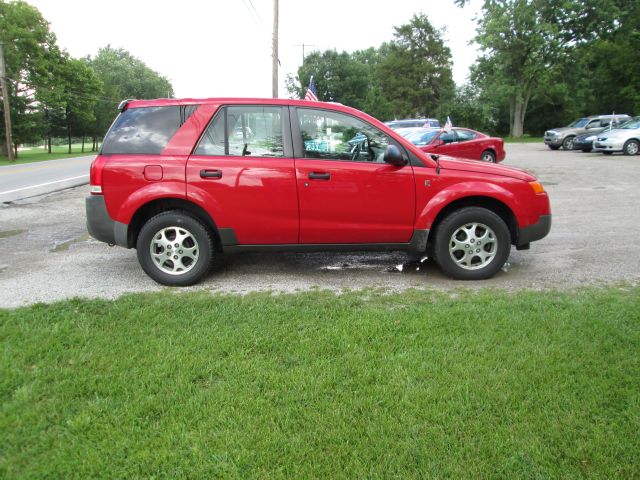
[457,0,623,137]
[58,57,102,153]
[377,13,454,120]
[0,0,60,157]
[88,46,174,147]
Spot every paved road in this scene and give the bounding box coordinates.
[0,144,639,308]
[0,155,95,204]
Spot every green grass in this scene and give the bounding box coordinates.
[0,144,96,166]
[504,136,544,143]
[1,287,639,478]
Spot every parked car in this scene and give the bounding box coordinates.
[398,127,506,163]
[87,98,551,286]
[572,128,608,152]
[544,114,630,150]
[593,117,640,155]
[385,118,440,129]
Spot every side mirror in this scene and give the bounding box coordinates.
[383,145,408,167]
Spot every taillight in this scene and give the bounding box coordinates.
[89,156,108,195]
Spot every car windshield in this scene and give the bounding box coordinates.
[620,120,640,129]
[407,130,440,145]
[568,118,589,128]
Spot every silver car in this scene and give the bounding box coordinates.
[593,118,640,155]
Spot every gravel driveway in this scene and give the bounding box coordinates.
[1,143,638,308]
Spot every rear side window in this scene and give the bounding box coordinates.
[194,106,284,157]
[101,105,196,155]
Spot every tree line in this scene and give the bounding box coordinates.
[288,1,639,137]
[0,0,173,158]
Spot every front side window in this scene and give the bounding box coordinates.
[195,106,284,157]
[297,108,390,163]
[102,105,197,155]
[440,131,456,143]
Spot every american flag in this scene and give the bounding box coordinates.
[305,76,318,102]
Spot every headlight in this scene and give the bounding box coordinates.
[597,137,607,141]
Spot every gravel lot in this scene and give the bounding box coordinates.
[1,143,638,308]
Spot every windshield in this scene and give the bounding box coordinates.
[568,118,589,128]
[620,119,640,129]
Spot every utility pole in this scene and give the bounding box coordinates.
[0,41,14,162]
[272,0,278,98]
[294,43,315,64]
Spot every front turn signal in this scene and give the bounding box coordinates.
[529,181,545,194]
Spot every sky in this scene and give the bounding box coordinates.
[26,0,482,99]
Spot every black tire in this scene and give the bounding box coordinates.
[602,151,614,155]
[623,139,639,156]
[136,210,214,286]
[548,145,560,151]
[480,150,496,163]
[433,207,511,280]
[581,148,592,153]
[562,136,575,150]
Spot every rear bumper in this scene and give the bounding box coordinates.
[85,195,129,247]
[517,214,551,246]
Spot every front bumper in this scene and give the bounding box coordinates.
[517,214,552,247]
[544,137,562,147]
[86,195,129,247]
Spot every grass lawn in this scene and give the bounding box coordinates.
[504,136,544,143]
[0,144,97,166]
[1,287,638,478]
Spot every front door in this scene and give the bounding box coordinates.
[293,107,415,244]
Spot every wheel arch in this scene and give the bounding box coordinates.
[427,196,518,248]
[126,197,222,251]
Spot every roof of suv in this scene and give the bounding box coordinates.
[123,98,345,110]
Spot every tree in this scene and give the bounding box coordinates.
[58,57,102,153]
[377,13,454,120]
[457,0,623,137]
[286,49,372,109]
[0,0,60,157]
[88,46,174,147]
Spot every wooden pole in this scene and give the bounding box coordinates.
[272,0,279,98]
[0,42,15,162]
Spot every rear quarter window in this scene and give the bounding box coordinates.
[101,105,196,155]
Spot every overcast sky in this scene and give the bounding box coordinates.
[26,0,482,99]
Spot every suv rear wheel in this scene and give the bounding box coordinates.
[433,207,511,280]
[136,210,214,286]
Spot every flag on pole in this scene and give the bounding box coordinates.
[305,76,318,102]
[610,111,616,130]
[444,116,453,132]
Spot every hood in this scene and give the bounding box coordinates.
[437,156,536,182]
[546,126,574,134]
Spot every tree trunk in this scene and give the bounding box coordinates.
[14,142,19,159]
[47,135,52,154]
[82,135,85,153]
[68,128,72,154]
[511,97,525,138]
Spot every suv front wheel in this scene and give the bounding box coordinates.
[433,207,511,280]
[562,136,575,150]
[136,210,214,286]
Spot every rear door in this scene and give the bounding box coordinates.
[186,105,299,244]
[292,107,415,244]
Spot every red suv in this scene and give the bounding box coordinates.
[86,98,551,286]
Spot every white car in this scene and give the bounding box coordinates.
[593,118,640,155]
